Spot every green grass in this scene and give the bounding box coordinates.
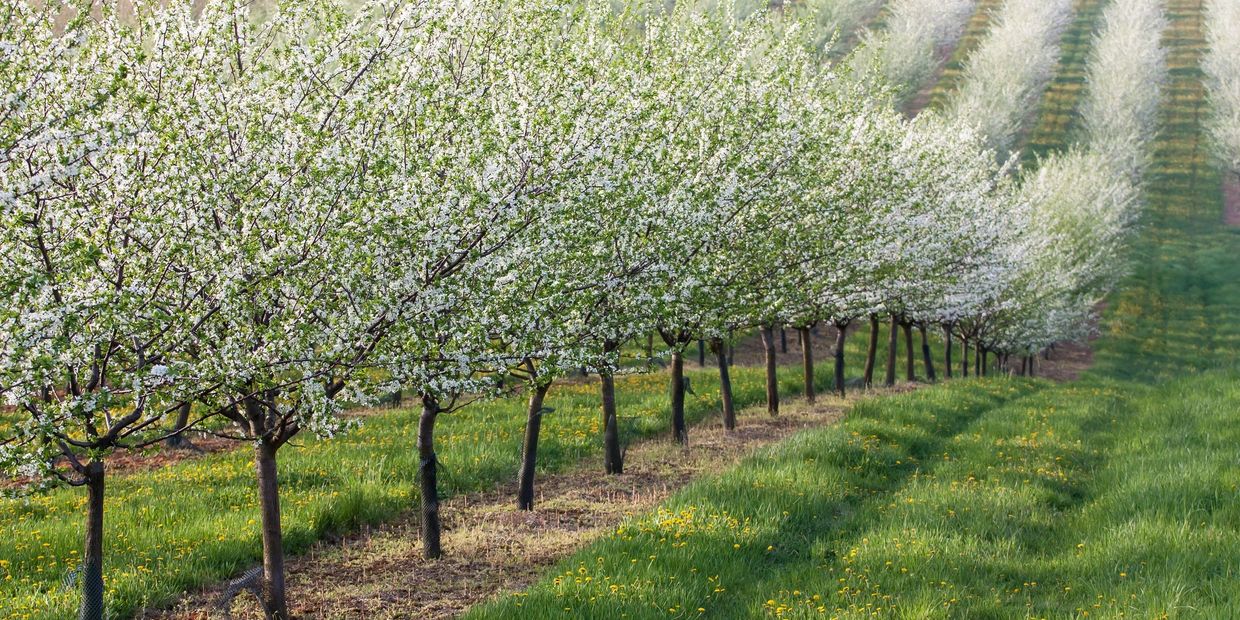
[468,1,1240,617]
[468,372,1240,619]
[1020,0,1111,167]
[0,324,930,620]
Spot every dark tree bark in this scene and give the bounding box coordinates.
[979,344,988,377]
[863,314,879,387]
[760,325,779,416]
[919,324,936,382]
[711,338,736,431]
[645,333,654,364]
[884,314,898,387]
[961,337,970,377]
[833,321,848,398]
[698,339,706,367]
[78,461,105,620]
[517,382,553,511]
[974,342,982,377]
[903,321,915,381]
[601,339,623,474]
[670,350,688,443]
[601,370,623,474]
[1029,354,1037,377]
[165,402,193,449]
[417,395,442,559]
[799,326,815,404]
[780,327,788,354]
[943,324,954,379]
[254,441,288,620]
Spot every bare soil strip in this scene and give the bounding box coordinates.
[144,397,865,619]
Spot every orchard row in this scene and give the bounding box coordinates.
[0,0,1184,618]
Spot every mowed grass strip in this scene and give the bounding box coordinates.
[467,372,1240,619]
[1020,0,1111,166]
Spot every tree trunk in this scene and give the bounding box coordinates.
[961,337,970,377]
[254,441,289,620]
[670,350,688,443]
[863,314,879,387]
[1029,354,1037,377]
[760,325,779,416]
[884,314,898,387]
[517,382,553,510]
[712,338,736,431]
[799,327,815,404]
[834,322,848,398]
[974,342,981,377]
[979,345,988,377]
[165,402,193,449]
[601,370,623,474]
[903,322,915,381]
[780,327,788,354]
[417,396,442,559]
[943,325,954,379]
[1020,355,1028,376]
[646,333,654,365]
[698,339,705,367]
[920,324,936,382]
[78,461,105,620]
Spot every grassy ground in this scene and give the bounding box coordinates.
[468,372,1240,619]
[1020,0,1110,166]
[467,0,1240,617]
[0,325,929,620]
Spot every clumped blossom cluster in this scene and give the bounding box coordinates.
[0,1,1153,618]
